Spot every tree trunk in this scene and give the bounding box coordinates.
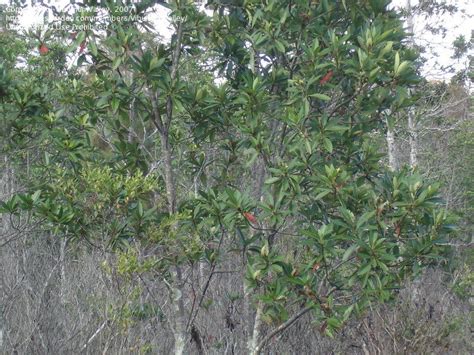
[408,111,418,167]
[246,157,266,353]
[0,155,13,353]
[170,267,186,355]
[159,133,187,355]
[248,301,263,353]
[161,135,176,214]
[406,0,418,168]
[386,122,397,170]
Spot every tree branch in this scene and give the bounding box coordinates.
[253,306,313,354]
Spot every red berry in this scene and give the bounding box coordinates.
[39,44,49,55]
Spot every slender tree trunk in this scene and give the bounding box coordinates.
[406,0,415,41]
[0,155,13,353]
[246,157,266,353]
[386,120,397,170]
[408,111,418,167]
[147,16,187,354]
[159,133,187,354]
[161,135,176,214]
[170,267,186,355]
[249,302,263,353]
[406,0,418,168]
[247,97,280,353]
[153,121,187,355]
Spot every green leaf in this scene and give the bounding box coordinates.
[323,138,333,153]
[150,57,165,71]
[342,244,358,262]
[111,98,120,113]
[260,241,269,257]
[325,124,348,132]
[358,263,372,276]
[310,93,331,101]
[44,152,50,166]
[395,61,410,76]
[356,211,375,230]
[112,57,122,70]
[265,177,280,185]
[303,98,310,117]
[305,139,312,154]
[379,41,393,57]
[315,189,331,200]
[31,190,41,203]
[89,39,98,56]
[275,40,286,53]
[343,304,354,321]
[394,51,400,73]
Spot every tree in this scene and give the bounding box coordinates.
[1,1,454,353]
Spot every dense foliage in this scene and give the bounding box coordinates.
[1,1,467,354]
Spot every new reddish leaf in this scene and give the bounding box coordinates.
[243,212,257,224]
[320,70,333,85]
[79,40,87,54]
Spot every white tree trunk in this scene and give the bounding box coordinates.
[0,155,13,352]
[406,0,418,168]
[171,267,186,355]
[408,111,418,167]
[248,301,263,354]
[386,124,397,170]
[406,0,414,41]
[246,158,266,353]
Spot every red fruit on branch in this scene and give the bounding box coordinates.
[39,43,49,55]
[243,212,257,224]
[320,70,333,85]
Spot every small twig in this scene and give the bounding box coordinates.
[81,320,108,352]
[186,225,227,331]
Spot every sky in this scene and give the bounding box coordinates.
[390,0,473,80]
[1,0,472,81]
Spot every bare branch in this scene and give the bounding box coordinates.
[253,306,313,354]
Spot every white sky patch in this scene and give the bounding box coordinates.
[391,0,473,80]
